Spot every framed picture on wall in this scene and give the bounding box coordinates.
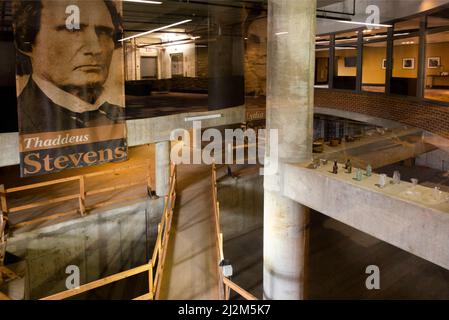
[402,58,415,69]
[428,57,441,69]
[382,59,387,70]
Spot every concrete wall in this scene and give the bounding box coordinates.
[125,40,196,80]
[160,43,196,79]
[217,169,263,297]
[6,198,164,299]
[218,171,263,240]
[0,105,246,167]
[283,163,449,271]
[136,47,160,80]
[416,148,449,171]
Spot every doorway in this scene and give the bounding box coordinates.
[140,56,158,79]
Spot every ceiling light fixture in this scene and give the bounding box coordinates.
[394,32,411,37]
[275,31,289,36]
[123,0,163,4]
[119,19,192,42]
[185,114,222,122]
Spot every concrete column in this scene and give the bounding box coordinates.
[208,7,245,110]
[263,0,316,300]
[156,141,170,197]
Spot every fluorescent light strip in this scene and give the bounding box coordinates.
[159,39,191,47]
[275,31,289,36]
[336,20,392,28]
[123,0,162,4]
[145,36,200,48]
[394,32,410,37]
[185,114,222,122]
[119,19,192,42]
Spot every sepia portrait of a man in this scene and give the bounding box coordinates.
[12,0,127,176]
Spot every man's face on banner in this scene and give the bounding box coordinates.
[31,0,115,91]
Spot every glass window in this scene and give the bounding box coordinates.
[315,47,330,87]
[334,44,357,90]
[425,31,449,103]
[333,31,357,90]
[121,0,249,112]
[362,27,388,93]
[391,34,419,96]
[362,41,386,93]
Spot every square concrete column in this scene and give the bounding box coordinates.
[156,141,170,197]
[264,0,316,300]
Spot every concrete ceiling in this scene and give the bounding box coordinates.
[317,0,346,8]
[122,0,346,35]
[123,0,265,34]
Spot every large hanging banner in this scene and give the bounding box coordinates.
[13,0,127,177]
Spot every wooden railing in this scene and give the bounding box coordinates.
[0,160,153,230]
[40,163,177,300]
[211,163,257,301]
[223,277,257,301]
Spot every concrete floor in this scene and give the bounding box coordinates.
[158,164,220,299]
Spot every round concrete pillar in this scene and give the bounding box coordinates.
[264,190,309,299]
[208,8,245,110]
[156,141,170,197]
[263,0,316,300]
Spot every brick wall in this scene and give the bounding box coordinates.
[315,89,449,139]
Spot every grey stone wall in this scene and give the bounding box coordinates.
[217,171,263,244]
[6,198,164,299]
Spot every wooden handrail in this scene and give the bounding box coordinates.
[211,163,224,300]
[0,291,10,300]
[1,160,153,230]
[223,277,257,300]
[39,162,177,301]
[8,194,79,213]
[41,264,151,300]
[5,176,81,193]
[211,163,258,301]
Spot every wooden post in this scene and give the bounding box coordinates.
[0,185,7,267]
[78,177,86,216]
[225,284,229,300]
[0,185,7,215]
[158,224,162,253]
[219,233,224,262]
[147,160,152,193]
[148,261,154,299]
